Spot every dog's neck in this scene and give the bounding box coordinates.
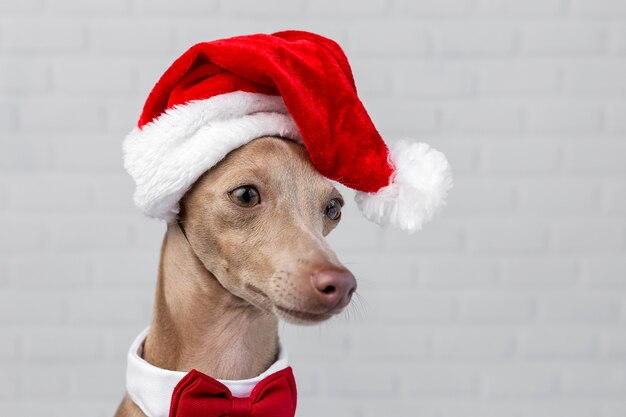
[142,224,279,381]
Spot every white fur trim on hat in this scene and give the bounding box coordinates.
[123,91,302,222]
[354,140,453,234]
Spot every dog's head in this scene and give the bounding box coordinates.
[176,136,356,324]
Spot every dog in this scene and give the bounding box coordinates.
[115,30,451,417]
[114,136,357,416]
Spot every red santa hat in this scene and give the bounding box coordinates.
[124,30,452,233]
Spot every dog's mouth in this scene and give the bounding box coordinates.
[274,305,333,323]
[245,283,337,323]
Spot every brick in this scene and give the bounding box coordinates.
[552,222,625,252]
[605,184,626,213]
[565,144,626,174]
[572,0,626,16]
[352,326,431,359]
[460,294,534,323]
[309,0,388,15]
[90,21,174,53]
[0,403,63,417]
[434,329,514,359]
[563,366,626,396]
[0,0,42,12]
[325,364,397,395]
[103,327,145,360]
[362,401,439,417]
[18,368,69,399]
[23,328,103,361]
[349,60,393,97]
[349,25,431,57]
[476,64,560,95]
[481,0,565,16]
[438,25,517,57]
[0,220,46,253]
[287,365,318,396]
[606,406,626,417]
[521,405,602,417]
[604,332,626,358]
[607,104,626,132]
[52,140,124,172]
[527,104,604,133]
[522,23,607,55]
[6,175,92,212]
[69,363,125,402]
[0,262,10,288]
[91,175,136,213]
[222,0,304,16]
[395,0,473,15]
[105,98,144,132]
[419,259,499,288]
[342,253,415,287]
[282,325,350,361]
[484,367,559,397]
[468,223,547,253]
[175,22,330,53]
[0,372,19,399]
[445,179,517,217]
[519,329,598,359]
[538,295,620,322]
[14,256,93,289]
[582,259,626,288]
[0,102,17,131]
[482,143,561,174]
[382,223,463,253]
[18,99,103,132]
[2,19,85,52]
[0,143,52,172]
[437,143,479,175]
[49,217,132,251]
[94,252,162,289]
[395,65,474,97]
[565,63,626,95]
[0,59,49,93]
[52,59,134,94]
[367,292,457,323]
[0,330,19,361]
[444,404,519,417]
[0,293,65,325]
[619,27,626,54]
[44,0,129,13]
[67,290,151,325]
[364,99,438,133]
[406,365,480,396]
[133,0,218,14]
[445,104,524,133]
[131,216,170,250]
[520,180,601,214]
[500,259,578,288]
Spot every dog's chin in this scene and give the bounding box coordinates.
[272,304,338,325]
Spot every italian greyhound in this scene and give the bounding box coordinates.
[114,136,356,416]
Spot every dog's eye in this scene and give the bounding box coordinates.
[229,186,260,207]
[325,198,342,220]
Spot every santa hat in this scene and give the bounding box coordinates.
[124,30,452,233]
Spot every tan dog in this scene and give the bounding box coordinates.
[114,137,356,417]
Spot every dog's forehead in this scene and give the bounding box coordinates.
[193,136,334,191]
[220,137,317,176]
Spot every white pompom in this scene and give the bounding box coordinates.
[354,140,453,233]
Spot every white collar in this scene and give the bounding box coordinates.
[126,327,289,417]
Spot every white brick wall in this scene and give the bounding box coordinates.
[0,0,625,416]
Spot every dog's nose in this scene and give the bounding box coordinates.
[311,269,356,310]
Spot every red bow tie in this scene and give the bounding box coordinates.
[168,367,297,417]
